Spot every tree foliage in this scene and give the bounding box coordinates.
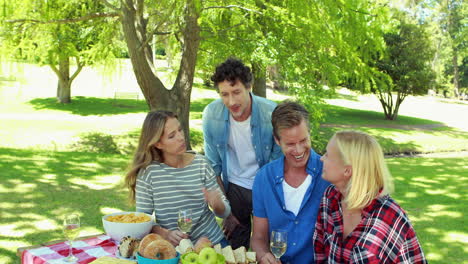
[196,0,390,139]
[368,11,435,120]
[1,0,121,103]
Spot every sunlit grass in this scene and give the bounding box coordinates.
[388,156,468,263]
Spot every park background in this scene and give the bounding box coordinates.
[1,0,467,263]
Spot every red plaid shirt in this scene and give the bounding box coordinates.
[313,185,427,263]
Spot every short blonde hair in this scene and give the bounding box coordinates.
[333,130,393,210]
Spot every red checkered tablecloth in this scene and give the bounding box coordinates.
[21,235,118,264]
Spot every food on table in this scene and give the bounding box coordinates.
[106,212,151,223]
[118,236,140,258]
[222,245,236,264]
[181,251,199,263]
[246,251,256,263]
[138,233,177,260]
[213,243,222,255]
[233,246,246,264]
[138,233,164,253]
[198,247,218,264]
[177,238,194,255]
[194,236,213,253]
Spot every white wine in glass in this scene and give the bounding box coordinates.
[177,209,193,234]
[270,230,287,260]
[63,214,80,262]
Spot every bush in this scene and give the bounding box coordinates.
[72,132,120,154]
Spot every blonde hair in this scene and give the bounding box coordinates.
[125,110,177,203]
[333,130,393,210]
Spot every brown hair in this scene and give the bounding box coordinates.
[124,110,177,203]
[271,101,310,140]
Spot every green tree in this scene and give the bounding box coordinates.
[197,0,390,137]
[370,12,435,120]
[1,0,120,103]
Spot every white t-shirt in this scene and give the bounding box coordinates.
[282,174,312,216]
[226,115,259,189]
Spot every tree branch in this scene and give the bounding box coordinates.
[203,5,262,14]
[6,12,120,24]
[70,57,85,82]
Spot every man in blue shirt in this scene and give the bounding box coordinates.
[202,58,282,249]
[251,102,330,264]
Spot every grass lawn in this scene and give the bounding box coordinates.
[1,64,467,263]
[1,148,466,263]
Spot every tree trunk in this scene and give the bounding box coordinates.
[169,0,201,149]
[452,48,460,98]
[252,61,266,98]
[120,0,200,148]
[56,56,71,104]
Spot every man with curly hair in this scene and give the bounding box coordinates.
[202,58,282,249]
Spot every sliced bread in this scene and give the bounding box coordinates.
[246,251,257,263]
[222,245,236,264]
[233,246,247,264]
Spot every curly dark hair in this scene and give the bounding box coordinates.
[211,58,253,89]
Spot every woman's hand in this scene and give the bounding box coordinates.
[202,188,225,215]
[166,230,189,246]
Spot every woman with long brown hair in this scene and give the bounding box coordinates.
[125,110,230,246]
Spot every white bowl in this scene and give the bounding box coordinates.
[102,211,154,242]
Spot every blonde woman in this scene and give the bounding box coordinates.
[125,111,230,246]
[313,131,427,263]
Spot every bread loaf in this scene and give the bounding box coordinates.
[118,236,140,258]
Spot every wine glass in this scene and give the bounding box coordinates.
[177,209,192,234]
[270,230,287,261]
[63,214,80,262]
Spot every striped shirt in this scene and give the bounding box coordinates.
[136,153,229,243]
[313,185,427,263]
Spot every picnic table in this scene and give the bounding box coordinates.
[17,234,125,264]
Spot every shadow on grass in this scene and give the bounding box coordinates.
[388,157,468,263]
[314,126,421,155]
[0,147,133,263]
[28,97,216,118]
[29,97,149,116]
[323,104,445,126]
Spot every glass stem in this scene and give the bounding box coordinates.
[68,240,73,257]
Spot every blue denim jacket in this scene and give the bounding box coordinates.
[202,93,283,191]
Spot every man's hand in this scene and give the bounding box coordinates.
[222,214,243,239]
[166,230,189,246]
[259,252,281,264]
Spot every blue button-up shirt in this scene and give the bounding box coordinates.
[202,93,283,191]
[252,150,330,264]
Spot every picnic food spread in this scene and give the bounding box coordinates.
[106,213,151,223]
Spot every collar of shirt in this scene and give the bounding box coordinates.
[327,186,387,219]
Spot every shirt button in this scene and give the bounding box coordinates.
[295,221,299,224]
[293,243,296,246]
[283,206,286,210]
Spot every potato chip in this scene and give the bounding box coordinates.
[106,212,151,223]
